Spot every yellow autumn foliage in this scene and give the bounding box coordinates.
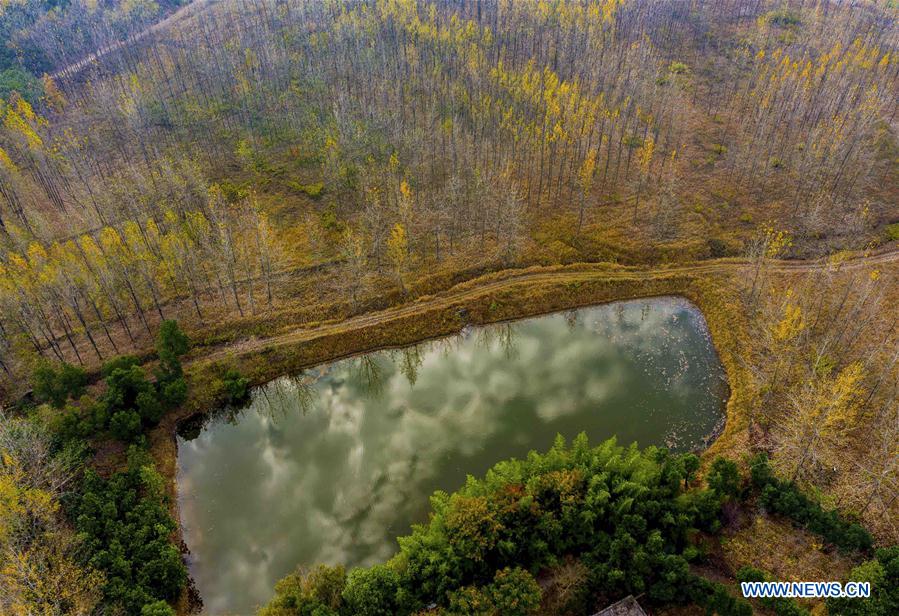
[772,301,804,343]
[1,418,104,615]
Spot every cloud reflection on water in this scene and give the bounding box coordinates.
[176,297,727,614]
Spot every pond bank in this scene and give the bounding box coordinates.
[141,260,754,614]
[177,297,730,612]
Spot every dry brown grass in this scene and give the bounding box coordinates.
[721,515,855,584]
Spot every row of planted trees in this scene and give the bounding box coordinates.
[744,235,899,542]
[0,0,896,377]
[8,0,886,234]
[0,189,283,371]
[0,0,726,235]
[0,0,189,77]
[726,23,897,217]
[1,0,894,232]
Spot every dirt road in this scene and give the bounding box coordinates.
[51,0,218,81]
[188,247,898,369]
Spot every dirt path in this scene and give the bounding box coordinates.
[51,0,218,81]
[188,247,898,369]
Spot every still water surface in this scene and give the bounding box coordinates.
[176,297,728,614]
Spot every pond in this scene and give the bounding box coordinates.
[176,297,729,614]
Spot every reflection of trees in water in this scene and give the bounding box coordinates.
[564,310,581,331]
[398,346,424,387]
[498,323,519,360]
[434,334,462,361]
[223,406,242,426]
[289,374,318,415]
[257,373,319,422]
[354,355,385,397]
[474,324,495,349]
[474,322,519,359]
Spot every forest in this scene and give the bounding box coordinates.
[0,0,897,614]
[0,0,895,361]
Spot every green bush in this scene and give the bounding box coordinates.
[765,9,801,27]
[137,389,165,423]
[263,436,744,615]
[260,564,345,616]
[156,320,189,379]
[690,577,753,616]
[749,454,872,553]
[287,180,325,199]
[101,355,141,378]
[0,67,43,105]
[446,567,542,615]
[221,368,251,405]
[342,564,403,616]
[105,365,160,422]
[707,457,742,500]
[302,182,325,198]
[682,452,701,484]
[50,322,191,445]
[140,600,177,616]
[68,450,187,613]
[448,585,494,615]
[109,408,142,441]
[157,320,190,360]
[319,207,346,233]
[154,321,189,410]
[52,405,93,444]
[33,362,88,408]
[102,321,189,441]
[158,377,188,408]
[487,567,542,616]
[219,180,250,202]
[885,222,899,241]
[749,453,774,487]
[97,362,171,441]
[826,546,899,615]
